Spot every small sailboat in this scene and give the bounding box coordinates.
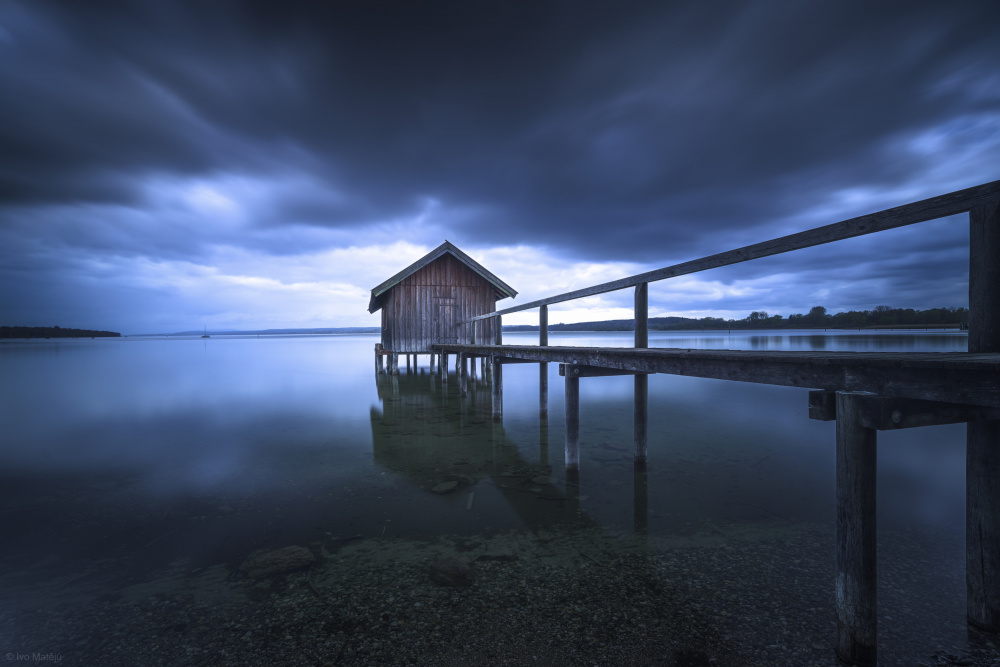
[201,325,210,339]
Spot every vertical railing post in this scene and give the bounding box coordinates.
[540,305,548,419]
[565,365,580,471]
[491,315,503,420]
[968,199,1000,632]
[835,391,878,666]
[634,282,648,463]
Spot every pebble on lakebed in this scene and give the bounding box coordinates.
[4,524,1000,666]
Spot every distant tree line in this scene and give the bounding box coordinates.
[1,325,121,339]
[504,306,969,332]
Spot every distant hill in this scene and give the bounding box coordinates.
[160,327,380,336]
[1,326,121,339]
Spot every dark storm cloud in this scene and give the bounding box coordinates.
[1,0,998,330]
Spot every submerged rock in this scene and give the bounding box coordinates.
[240,546,315,579]
[431,481,459,494]
[429,558,475,586]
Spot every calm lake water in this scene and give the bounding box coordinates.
[0,329,985,663]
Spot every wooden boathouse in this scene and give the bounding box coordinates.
[369,241,517,374]
[372,179,1000,666]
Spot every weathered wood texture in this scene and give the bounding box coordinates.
[491,355,503,420]
[635,283,648,348]
[968,200,1000,631]
[463,180,1000,322]
[539,305,548,346]
[559,364,649,377]
[565,374,580,470]
[435,344,1000,408]
[808,390,1000,429]
[381,253,498,353]
[836,392,878,666]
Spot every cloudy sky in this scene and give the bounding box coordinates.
[1,1,998,334]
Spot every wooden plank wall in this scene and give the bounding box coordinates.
[383,254,498,353]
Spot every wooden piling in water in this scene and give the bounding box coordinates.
[442,353,449,383]
[634,283,648,462]
[491,316,503,420]
[565,369,580,471]
[967,199,1000,632]
[836,391,878,667]
[540,305,548,419]
[459,353,468,397]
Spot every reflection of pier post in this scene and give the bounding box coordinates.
[565,467,580,517]
[565,366,580,471]
[634,283,648,463]
[539,305,548,419]
[835,391,877,666]
[491,315,503,420]
[968,200,1000,632]
[633,460,648,535]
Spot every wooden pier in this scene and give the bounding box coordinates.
[413,180,1000,665]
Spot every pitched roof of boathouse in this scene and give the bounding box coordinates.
[367,241,518,313]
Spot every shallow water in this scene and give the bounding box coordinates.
[0,329,987,663]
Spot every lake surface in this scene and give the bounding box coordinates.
[0,330,989,664]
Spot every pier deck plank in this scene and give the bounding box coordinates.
[432,344,1000,408]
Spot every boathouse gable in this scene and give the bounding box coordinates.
[368,241,516,354]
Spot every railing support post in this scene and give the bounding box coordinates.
[540,305,548,419]
[634,282,648,463]
[836,391,878,666]
[565,367,580,471]
[968,199,1000,632]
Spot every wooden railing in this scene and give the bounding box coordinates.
[462,179,1000,331]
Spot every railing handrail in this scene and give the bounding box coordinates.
[462,179,1000,323]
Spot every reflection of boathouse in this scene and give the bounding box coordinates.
[368,241,517,372]
[370,372,613,531]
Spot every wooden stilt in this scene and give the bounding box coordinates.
[491,355,503,420]
[375,345,384,374]
[460,353,468,397]
[968,199,1000,631]
[565,370,580,471]
[390,353,399,375]
[442,353,449,383]
[836,391,878,666]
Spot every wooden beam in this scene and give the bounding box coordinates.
[809,390,1000,429]
[539,305,548,419]
[968,199,1000,632]
[434,345,1000,408]
[463,180,1000,322]
[836,391,878,667]
[559,363,651,377]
